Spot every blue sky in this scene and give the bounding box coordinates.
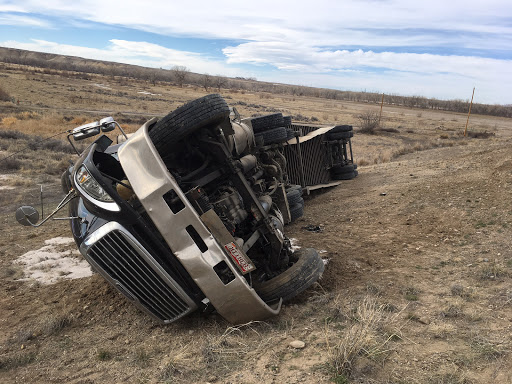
[0,1,511,104]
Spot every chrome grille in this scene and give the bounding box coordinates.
[86,228,194,322]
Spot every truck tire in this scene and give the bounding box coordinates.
[255,127,288,145]
[149,94,230,152]
[250,113,284,133]
[290,202,304,221]
[283,115,292,127]
[254,248,324,303]
[327,131,353,140]
[331,164,354,174]
[333,171,356,180]
[286,188,302,205]
[331,124,353,133]
[286,184,303,195]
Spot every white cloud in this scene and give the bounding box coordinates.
[0,13,52,28]
[10,1,512,48]
[1,1,511,103]
[1,39,245,76]
[224,43,510,80]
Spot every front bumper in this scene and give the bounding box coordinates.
[117,121,281,324]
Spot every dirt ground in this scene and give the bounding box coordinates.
[1,65,512,383]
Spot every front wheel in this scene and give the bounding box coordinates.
[254,248,324,303]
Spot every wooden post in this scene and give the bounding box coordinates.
[464,87,475,137]
[378,93,384,126]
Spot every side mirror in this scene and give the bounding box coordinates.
[100,116,116,132]
[72,121,101,141]
[16,206,40,226]
[73,127,100,140]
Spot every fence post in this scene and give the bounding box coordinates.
[378,93,384,126]
[464,88,475,137]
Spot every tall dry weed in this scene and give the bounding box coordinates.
[328,296,404,378]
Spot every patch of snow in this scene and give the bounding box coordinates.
[289,238,301,251]
[137,91,161,96]
[93,83,111,89]
[14,237,93,285]
[0,174,15,189]
[45,237,75,246]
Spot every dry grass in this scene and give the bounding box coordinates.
[0,85,11,101]
[2,116,18,126]
[202,321,273,372]
[39,313,72,336]
[327,296,404,378]
[0,352,36,371]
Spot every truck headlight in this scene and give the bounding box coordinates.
[76,165,114,203]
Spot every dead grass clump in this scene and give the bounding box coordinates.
[2,116,18,126]
[0,352,36,371]
[357,158,370,166]
[440,298,465,319]
[203,321,271,373]
[0,129,29,140]
[379,127,399,133]
[480,262,509,280]
[429,323,455,340]
[357,110,380,134]
[328,296,403,378]
[0,85,11,101]
[471,336,509,361]
[39,314,72,335]
[158,343,199,382]
[70,116,88,125]
[403,287,420,301]
[466,131,495,139]
[0,265,24,279]
[97,349,112,361]
[39,139,74,154]
[16,111,41,120]
[0,157,21,171]
[427,372,472,384]
[450,284,473,300]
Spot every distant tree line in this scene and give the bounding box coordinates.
[0,47,510,118]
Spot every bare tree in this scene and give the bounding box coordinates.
[214,75,227,92]
[202,73,212,91]
[171,65,189,88]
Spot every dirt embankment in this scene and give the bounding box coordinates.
[2,136,512,383]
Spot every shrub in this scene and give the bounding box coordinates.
[466,131,495,139]
[0,85,11,102]
[0,157,21,171]
[1,116,18,127]
[357,110,380,134]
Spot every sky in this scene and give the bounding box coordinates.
[0,1,511,104]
